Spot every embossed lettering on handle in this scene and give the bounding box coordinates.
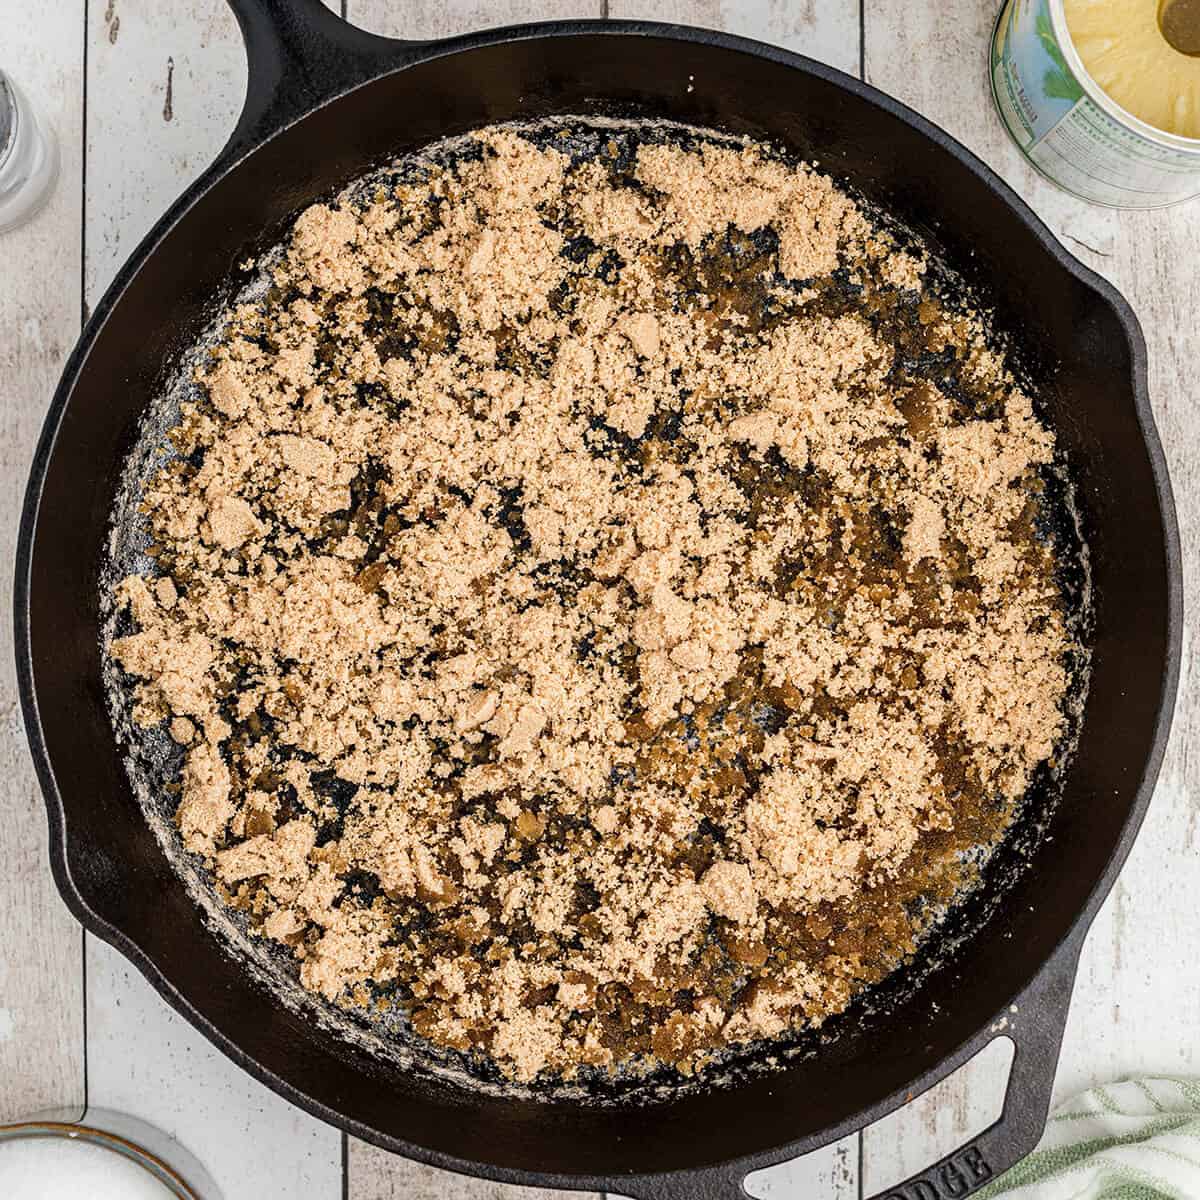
[882,1143,994,1200]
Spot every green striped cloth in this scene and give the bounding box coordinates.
[981,1078,1200,1199]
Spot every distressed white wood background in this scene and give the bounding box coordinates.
[1,0,1196,1196]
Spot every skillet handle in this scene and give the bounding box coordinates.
[858,940,1080,1200]
[220,0,424,166]
[612,937,1082,1200]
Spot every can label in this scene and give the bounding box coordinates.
[992,0,1200,207]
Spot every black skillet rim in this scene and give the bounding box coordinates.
[14,17,1184,1193]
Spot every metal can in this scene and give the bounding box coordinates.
[991,0,1200,207]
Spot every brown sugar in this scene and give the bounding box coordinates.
[107,122,1078,1084]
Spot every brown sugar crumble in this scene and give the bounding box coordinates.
[108,122,1076,1084]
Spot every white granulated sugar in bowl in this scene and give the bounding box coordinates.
[0,1134,179,1199]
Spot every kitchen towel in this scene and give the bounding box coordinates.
[983,1077,1200,1199]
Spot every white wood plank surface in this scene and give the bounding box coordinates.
[87,938,342,1200]
[1053,218,1200,1096]
[82,0,249,307]
[352,1140,597,1200]
[350,0,605,39]
[606,0,859,77]
[0,0,87,1127]
[3,1,1198,1198]
[81,3,341,1196]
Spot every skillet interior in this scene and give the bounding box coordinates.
[19,29,1176,1181]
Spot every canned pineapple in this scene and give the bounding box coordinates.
[991,0,1200,207]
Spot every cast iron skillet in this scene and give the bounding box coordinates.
[15,1,1182,1197]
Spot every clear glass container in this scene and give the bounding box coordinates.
[0,1109,220,1200]
[0,69,59,233]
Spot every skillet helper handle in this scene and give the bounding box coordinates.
[859,942,1081,1200]
[221,0,422,164]
[615,938,1082,1200]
